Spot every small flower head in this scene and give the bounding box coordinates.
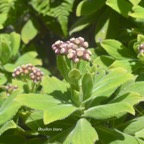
[12,64,44,83]
[6,85,18,96]
[52,37,91,63]
[138,44,144,53]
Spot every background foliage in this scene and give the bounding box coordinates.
[1,0,144,144]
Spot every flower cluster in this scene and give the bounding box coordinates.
[138,44,144,53]
[6,85,18,95]
[12,64,44,83]
[52,37,92,63]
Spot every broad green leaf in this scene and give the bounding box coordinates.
[119,116,144,135]
[101,39,136,60]
[0,73,7,85]
[21,19,38,44]
[0,24,3,29]
[129,0,141,5]
[111,92,144,106]
[84,102,135,120]
[82,73,93,100]
[44,104,78,124]
[0,93,61,126]
[41,75,69,94]
[0,14,7,25]
[4,52,42,72]
[0,93,21,126]
[118,81,144,96]
[96,126,144,144]
[0,36,12,64]
[3,63,15,72]
[10,32,20,56]
[64,118,98,144]
[135,128,144,139]
[25,111,43,124]
[109,60,142,72]
[0,120,17,135]
[15,51,42,66]
[95,8,119,43]
[106,0,133,17]
[76,0,106,16]
[93,55,114,70]
[15,94,61,110]
[129,5,144,18]
[87,68,134,104]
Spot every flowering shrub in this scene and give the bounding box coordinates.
[1,0,144,144]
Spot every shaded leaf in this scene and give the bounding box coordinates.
[106,0,132,17]
[0,120,17,135]
[95,8,119,43]
[76,0,105,16]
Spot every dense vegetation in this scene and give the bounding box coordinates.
[1,0,144,144]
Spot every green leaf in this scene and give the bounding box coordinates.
[119,116,144,135]
[76,0,106,16]
[15,94,61,111]
[84,102,135,120]
[106,0,133,17]
[21,19,38,44]
[109,60,142,72]
[101,39,136,60]
[135,128,144,139]
[15,51,42,66]
[41,75,69,94]
[111,92,144,106]
[82,73,93,100]
[44,104,78,124]
[0,120,17,135]
[129,0,141,5]
[87,68,134,104]
[0,73,7,85]
[57,56,70,81]
[95,8,119,43]
[4,51,42,72]
[118,81,144,96]
[129,5,144,18]
[0,93,61,126]
[10,32,20,57]
[0,93,21,126]
[64,118,98,144]
[69,13,96,35]
[93,55,114,70]
[96,126,144,144]
[0,35,12,64]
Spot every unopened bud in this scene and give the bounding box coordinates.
[77,50,84,57]
[73,58,80,63]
